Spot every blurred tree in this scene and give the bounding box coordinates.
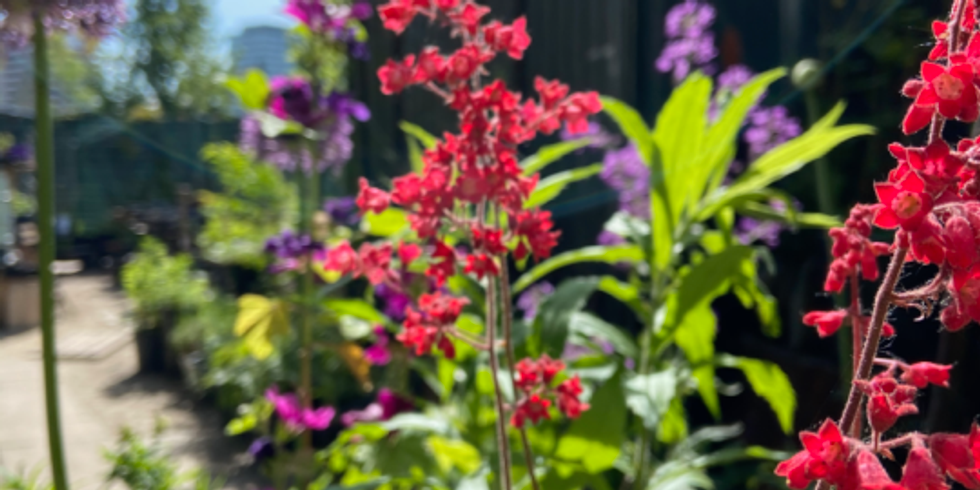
[93,0,235,120]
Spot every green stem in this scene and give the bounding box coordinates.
[486,275,513,490]
[33,12,69,490]
[297,166,319,452]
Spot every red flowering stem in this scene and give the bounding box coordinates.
[878,432,922,450]
[485,274,514,490]
[840,247,909,440]
[848,272,863,438]
[873,358,910,370]
[498,262,541,490]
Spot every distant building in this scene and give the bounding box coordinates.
[0,46,82,117]
[233,26,292,78]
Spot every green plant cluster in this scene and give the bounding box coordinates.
[121,236,212,327]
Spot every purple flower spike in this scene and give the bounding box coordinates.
[744,106,802,161]
[600,144,650,219]
[665,0,716,39]
[516,282,556,322]
[324,196,360,226]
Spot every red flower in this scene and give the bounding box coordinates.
[929,431,980,489]
[902,362,953,389]
[356,178,391,215]
[535,77,570,110]
[448,3,490,36]
[397,242,422,267]
[358,242,393,285]
[377,55,416,95]
[464,253,499,279]
[556,376,589,419]
[561,91,603,135]
[510,394,551,428]
[418,291,467,325]
[802,310,848,338]
[855,372,919,435]
[775,419,851,489]
[471,226,507,255]
[378,0,418,34]
[845,449,904,490]
[483,17,530,60]
[425,241,456,286]
[323,241,360,276]
[901,446,951,490]
[515,358,542,391]
[902,61,978,135]
[874,171,934,231]
[413,46,446,84]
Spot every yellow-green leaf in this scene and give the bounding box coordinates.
[233,294,289,360]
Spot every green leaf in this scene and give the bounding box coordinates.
[521,139,594,175]
[224,69,270,110]
[233,294,289,360]
[652,72,713,227]
[698,103,874,219]
[224,414,256,436]
[406,135,425,174]
[718,355,797,434]
[670,246,755,327]
[603,210,651,239]
[456,467,490,490]
[426,436,481,474]
[658,397,689,444]
[252,111,304,139]
[700,69,786,196]
[324,298,387,324]
[531,278,600,358]
[360,208,410,237]
[324,478,392,490]
[399,121,438,148]
[512,245,644,293]
[569,312,638,358]
[736,201,841,229]
[625,369,678,431]
[555,369,626,473]
[381,413,451,435]
[437,358,456,402]
[675,305,720,418]
[524,163,603,209]
[600,96,653,164]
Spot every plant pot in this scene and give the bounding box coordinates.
[135,327,167,374]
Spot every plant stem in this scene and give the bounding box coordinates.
[499,264,540,490]
[33,12,70,490]
[298,169,318,451]
[486,275,513,490]
[848,272,863,439]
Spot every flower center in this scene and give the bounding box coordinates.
[892,192,923,220]
[934,73,965,100]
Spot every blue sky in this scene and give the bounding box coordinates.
[213,0,294,40]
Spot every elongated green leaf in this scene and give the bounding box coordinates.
[531,278,600,358]
[512,245,644,293]
[555,369,626,473]
[671,245,755,326]
[325,478,391,490]
[569,311,639,358]
[625,369,678,431]
[653,73,713,226]
[701,69,786,196]
[399,121,437,148]
[360,207,409,237]
[737,201,841,229]
[698,104,874,219]
[521,139,593,175]
[525,163,603,209]
[718,354,797,434]
[675,304,719,418]
[406,135,424,174]
[658,396,688,444]
[325,298,387,323]
[601,96,654,164]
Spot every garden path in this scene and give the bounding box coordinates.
[0,274,257,489]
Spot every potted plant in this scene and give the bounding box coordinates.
[121,236,211,376]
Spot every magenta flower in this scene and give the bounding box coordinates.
[268,77,327,128]
[341,388,414,427]
[364,326,392,366]
[265,387,335,432]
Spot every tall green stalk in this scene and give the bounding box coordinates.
[33,11,69,490]
[297,168,319,453]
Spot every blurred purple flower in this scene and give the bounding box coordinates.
[247,437,275,463]
[744,106,802,161]
[563,337,615,361]
[264,230,325,273]
[375,282,411,321]
[269,77,328,128]
[656,36,717,83]
[341,388,414,427]
[516,282,555,322]
[351,2,373,20]
[665,0,716,39]
[734,199,798,248]
[265,387,335,431]
[0,0,125,45]
[239,112,357,175]
[600,144,650,219]
[717,64,754,93]
[597,230,627,246]
[324,196,359,226]
[364,326,392,366]
[559,121,619,149]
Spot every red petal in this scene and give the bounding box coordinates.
[903,104,934,135]
[922,61,946,82]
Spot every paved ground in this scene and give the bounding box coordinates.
[0,274,257,489]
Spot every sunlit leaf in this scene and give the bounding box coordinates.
[360,207,410,237]
[524,163,603,209]
[521,138,593,175]
[512,245,644,293]
[427,436,482,474]
[233,294,289,360]
[625,369,678,431]
[600,96,653,164]
[324,298,387,324]
[717,354,797,434]
[675,305,719,419]
[399,121,438,149]
[531,278,600,358]
[554,369,626,473]
[569,312,638,358]
[225,69,270,110]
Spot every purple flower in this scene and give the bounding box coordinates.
[364,326,392,366]
[239,110,358,175]
[656,36,717,83]
[744,106,802,161]
[733,200,798,248]
[597,230,627,246]
[717,64,754,94]
[265,387,335,432]
[375,282,412,321]
[264,231,325,273]
[325,92,371,122]
[563,337,615,361]
[516,282,555,322]
[341,388,414,427]
[664,0,716,39]
[269,77,327,128]
[600,144,650,219]
[0,0,125,45]
[247,437,276,463]
[324,196,359,226]
[284,0,331,28]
